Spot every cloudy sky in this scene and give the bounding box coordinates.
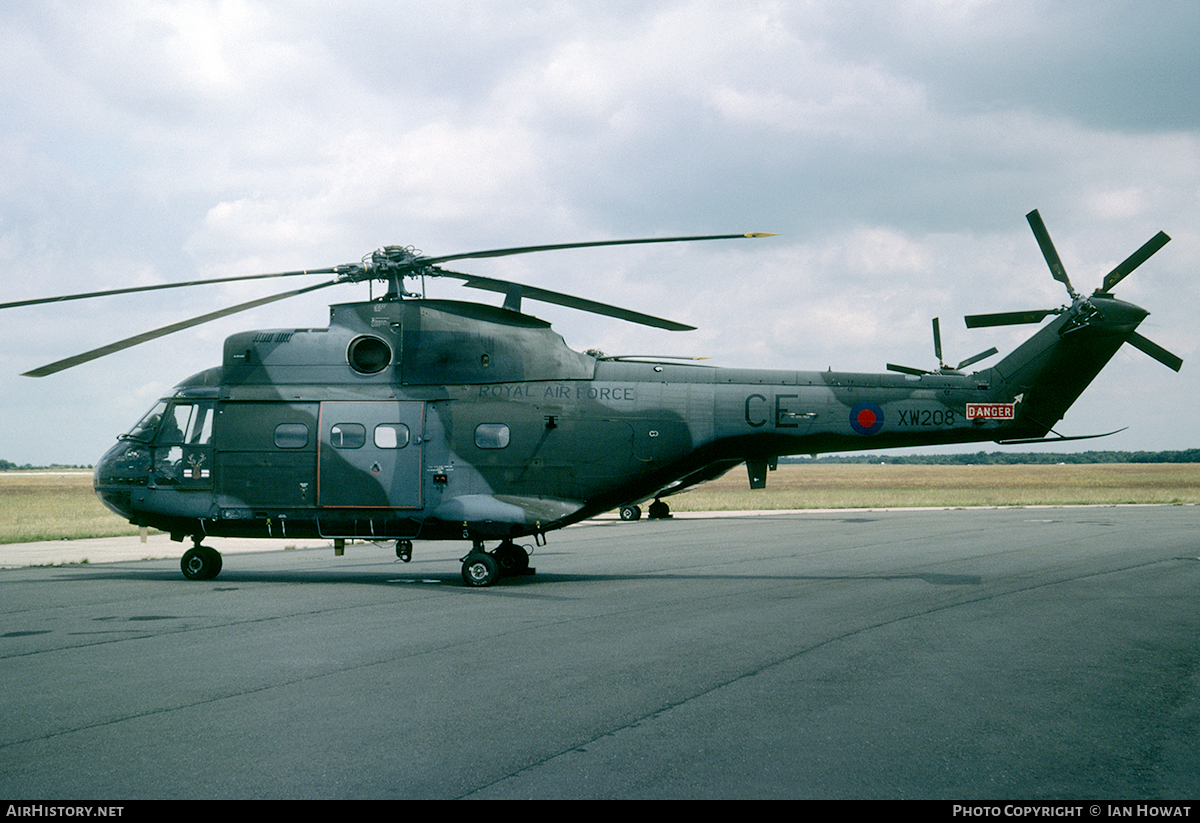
[2,0,1198,465]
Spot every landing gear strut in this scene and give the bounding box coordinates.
[460,540,535,587]
[396,539,413,562]
[181,540,222,580]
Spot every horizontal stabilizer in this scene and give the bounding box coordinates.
[997,427,1128,445]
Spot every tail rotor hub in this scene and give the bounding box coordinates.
[961,209,1180,372]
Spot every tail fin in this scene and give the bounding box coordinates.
[980,297,1148,437]
[967,210,1180,438]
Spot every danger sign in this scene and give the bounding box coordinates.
[966,403,1016,420]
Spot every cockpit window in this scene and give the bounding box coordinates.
[157,402,215,445]
[121,401,168,443]
[122,401,216,445]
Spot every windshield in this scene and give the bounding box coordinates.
[120,401,168,443]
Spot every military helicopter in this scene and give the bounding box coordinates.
[1,210,1182,586]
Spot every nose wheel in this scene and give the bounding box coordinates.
[181,543,223,580]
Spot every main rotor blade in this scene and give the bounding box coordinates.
[964,309,1058,328]
[6,234,776,310]
[419,232,776,267]
[22,280,339,377]
[1100,231,1170,293]
[932,317,943,363]
[0,267,339,311]
[1127,332,1183,372]
[887,363,929,376]
[955,347,999,370]
[1027,209,1075,297]
[448,272,695,331]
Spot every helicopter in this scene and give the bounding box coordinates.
[1,210,1182,586]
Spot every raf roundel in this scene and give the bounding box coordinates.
[850,401,884,435]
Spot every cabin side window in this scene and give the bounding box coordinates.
[330,423,366,449]
[374,424,410,449]
[474,423,510,449]
[274,423,309,449]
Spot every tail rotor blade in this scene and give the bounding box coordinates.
[932,317,943,364]
[1027,209,1076,298]
[1127,332,1183,372]
[964,309,1057,329]
[1101,231,1170,293]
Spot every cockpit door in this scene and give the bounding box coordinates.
[153,400,215,490]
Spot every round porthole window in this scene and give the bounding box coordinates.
[347,336,392,374]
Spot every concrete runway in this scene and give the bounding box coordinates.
[1,506,1198,800]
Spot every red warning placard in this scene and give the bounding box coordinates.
[966,403,1015,420]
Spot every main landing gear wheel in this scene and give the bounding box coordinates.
[494,540,532,575]
[619,504,642,521]
[461,551,500,587]
[648,499,671,519]
[181,545,222,581]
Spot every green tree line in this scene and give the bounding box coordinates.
[0,460,93,471]
[5,451,1200,471]
[785,450,1200,465]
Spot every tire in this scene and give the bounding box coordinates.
[181,545,222,581]
[494,543,530,574]
[619,505,642,521]
[461,552,500,587]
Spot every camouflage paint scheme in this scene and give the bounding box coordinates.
[94,289,1152,551]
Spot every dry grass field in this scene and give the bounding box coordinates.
[0,472,147,543]
[668,462,1200,511]
[2,464,1198,544]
